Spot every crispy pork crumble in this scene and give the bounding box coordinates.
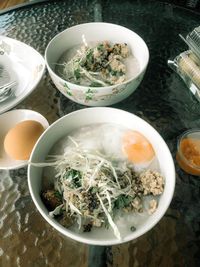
[140,170,164,196]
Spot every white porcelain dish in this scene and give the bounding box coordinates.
[0,109,49,170]
[0,36,45,114]
[28,107,175,246]
[45,23,149,106]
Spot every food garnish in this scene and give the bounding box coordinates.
[57,41,130,87]
[32,136,164,239]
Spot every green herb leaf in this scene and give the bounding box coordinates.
[110,70,118,76]
[86,50,93,62]
[65,169,82,188]
[90,186,98,194]
[54,191,62,200]
[114,195,133,209]
[97,43,104,51]
[74,68,81,80]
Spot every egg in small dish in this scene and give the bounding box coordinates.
[4,120,45,161]
[0,109,49,170]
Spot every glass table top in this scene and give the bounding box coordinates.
[0,1,200,266]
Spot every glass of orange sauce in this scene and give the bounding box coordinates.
[176,129,200,176]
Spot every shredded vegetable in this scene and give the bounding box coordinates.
[35,136,164,239]
[56,41,130,87]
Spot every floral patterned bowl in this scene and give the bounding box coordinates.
[45,23,149,106]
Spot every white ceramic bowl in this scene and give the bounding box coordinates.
[28,108,175,246]
[0,36,45,114]
[45,23,149,106]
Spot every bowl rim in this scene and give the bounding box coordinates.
[44,22,149,90]
[28,107,175,246]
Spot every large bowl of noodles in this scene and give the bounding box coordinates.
[28,107,175,245]
[45,22,149,106]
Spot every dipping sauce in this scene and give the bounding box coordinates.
[4,120,45,160]
[176,129,200,176]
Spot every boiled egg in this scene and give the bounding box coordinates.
[122,130,155,164]
[101,124,155,169]
[4,120,45,160]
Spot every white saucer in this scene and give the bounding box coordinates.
[0,36,45,114]
[0,109,49,170]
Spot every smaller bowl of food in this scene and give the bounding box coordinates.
[176,129,200,176]
[28,108,175,245]
[45,23,149,106]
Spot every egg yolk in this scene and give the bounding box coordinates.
[122,131,155,164]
